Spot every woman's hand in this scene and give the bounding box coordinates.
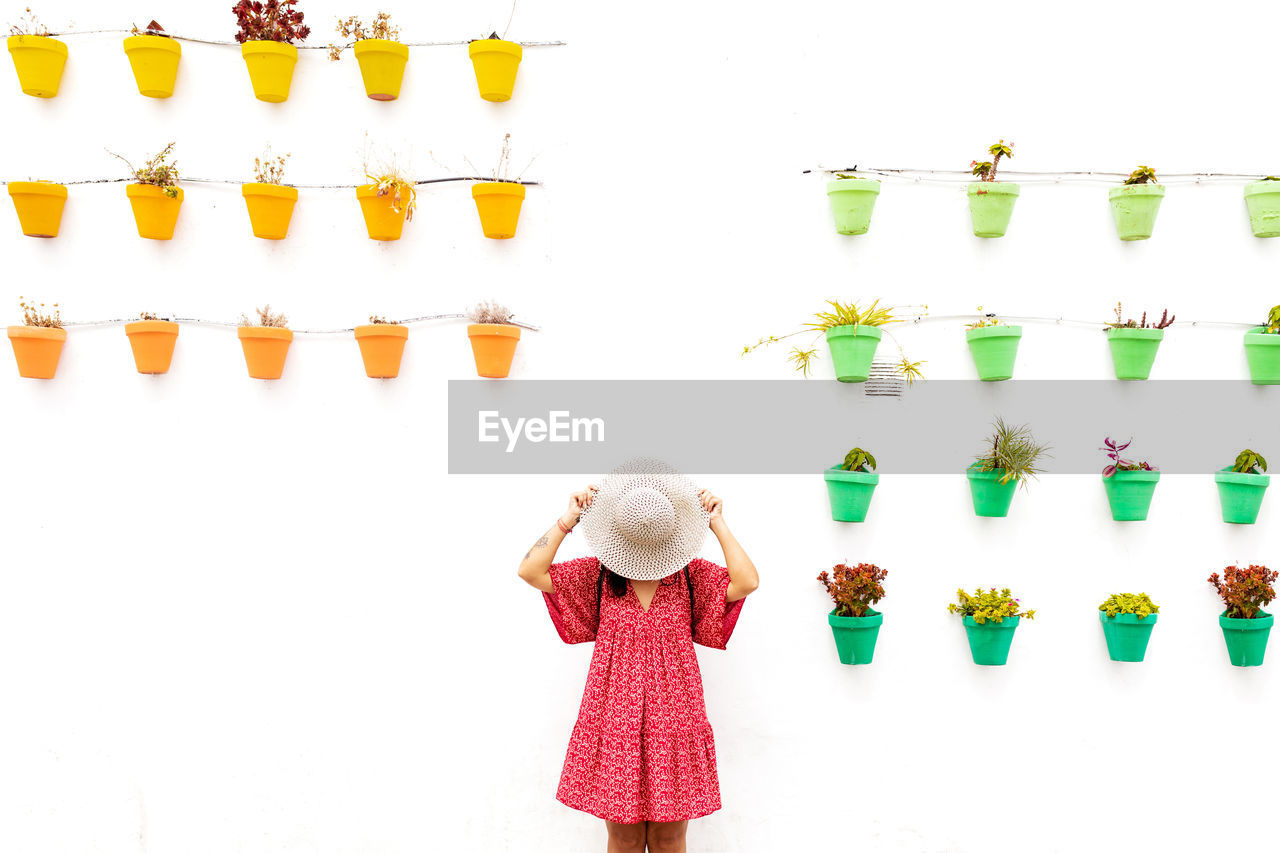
[699,489,723,527]
[562,486,597,530]
[702,488,759,602]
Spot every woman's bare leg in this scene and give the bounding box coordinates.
[646,821,688,853]
[605,820,647,853]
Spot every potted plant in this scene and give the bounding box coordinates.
[233,0,310,103]
[965,308,1022,381]
[237,305,292,379]
[1101,436,1159,521]
[354,315,408,379]
[472,133,526,239]
[468,30,522,102]
[1216,449,1269,525]
[968,140,1018,238]
[357,154,415,241]
[328,12,407,101]
[1208,564,1276,667]
[1109,166,1164,241]
[8,178,67,237]
[122,20,180,98]
[7,8,66,98]
[467,300,521,378]
[948,588,1034,666]
[824,447,878,523]
[8,297,65,379]
[825,171,881,236]
[742,299,924,385]
[110,142,183,240]
[818,562,886,665]
[968,418,1051,518]
[125,311,179,374]
[1243,305,1280,385]
[242,148,297,239]
[1244,176,1280,238]
[1098,593,1159,662]
[1104,303,1174,380]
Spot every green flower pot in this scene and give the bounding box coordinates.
[826,178,881,236]
[1244,328,1280,385]
[962,615,1019,666]
[824,324,882,383]
[1219,611,1272,667]
[1107,327,1163,380]
[967,466,1017,517]
[824,466,879,522]
[1244,180,1280,238]
[1100,612,1157,662]
[966,325,1022,381]
[1108,184,1165,241]
[1215,468,1269,524]
[1103,470,1160,521]
[967,182,1019,238]
[829,608,882,665]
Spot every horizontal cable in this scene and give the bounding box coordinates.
[902,313,1256,330]
[43,28,565,48]
[1,176,541,187]
[58,314,541,334]
[804,166,1273,186]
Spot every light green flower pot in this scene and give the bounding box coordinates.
[1107,327,1163,380]
[966,325,1022,381]
[1108,184,1165,241]
[967,182,1019,238]
[967,466,1017,518]
[824,324,882,383]
[824,466,879,522]
[1103,470,1160,521]
[1100,612,1157,662]
[1244,180,1280,238]
[962,615,1019,666]
[826,178,881,235]
[1220,611,1272,667]
[829,608,882,665]
[1215,468,1269,524]
[1244,327,1280,384]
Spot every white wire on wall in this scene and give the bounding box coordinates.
[0,176,542,188]
[905,313,1257,330]
[42,28,566,48]
[804,167,1274,186]
[55,314,541,334]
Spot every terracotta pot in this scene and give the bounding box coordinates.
[354,324,408,378]
[467,324,520,378]
[8,325,66,378]
[125,320,179,374]
[237,326,293,379]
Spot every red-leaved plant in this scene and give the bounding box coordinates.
[1101,436,1156,478]
[232,0,310,43]
[817,562,887,618]
[1209,565,1277,619]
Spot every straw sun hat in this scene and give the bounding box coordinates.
[578,458,710,581]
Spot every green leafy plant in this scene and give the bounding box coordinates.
[239,305,288,328]
[1209,565,1277,620]
[1123,166,1158,185]
[1263,305,1280,335]
[1105,302,1174,330]
[970,140,1013,182]
[108,142,180,198]
[973,418,1051,486]
[966,305,1006,330]
[1232,449,1268,475]
[817,562,887,618]
[840,447,876,472]
[948,588,1035,624]
[1099,593,1159,619]
[18,297,61,328]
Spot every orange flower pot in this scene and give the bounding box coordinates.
[242,183,298,239]
[125,320,179,374]
[472,181,526,239]
[126,184,183,240]
[467,324,520,378]
[8,181,67,237]
[238,326,293,379]
[354,324,408,378]
[356,184,408,241]
[8,325,66,379]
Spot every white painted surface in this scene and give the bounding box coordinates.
[2,1,1277,851]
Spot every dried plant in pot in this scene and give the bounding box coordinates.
[967,140,1018,238]
[1098,593,1159,663]
[965,308,1022,381]
[110,143,183,240]
[329,12,406,100]
[8,177,67,238]
[1244,175,1280,238]
[818,563,886,665]
[825,171,881,236]
[125,311,179,374]
[1243,304,1280,385]
[8,297,66,379]
[948,588,1034,666]
[233,0,310,103]
[123,20,180,98]
[356,150,415,241]
[471,134,527,239]
[354,315,408,379]
[1104,303,1173,380]
[466,300,521,378]
[1209,565,1276,667]
[7,7,67,98]
[468,29,522,102]
[968,418,1051,518]
[237,305,292,379]
[242,148,298,239]
[1215,449,1269,525]
[823,447,879,523]
[1101,437,1159,521]
[1109,166,1165,241]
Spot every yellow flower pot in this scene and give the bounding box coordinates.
[241,40,298,103]
[7,34,68,98]
[126,184,183,240]
[467,38,521,102]
[241,183,298,240]
[8,181,68,238]
[356,184,408,241]
[122,34,181,98]
[472,182,526,239]
[352,39,408,100]
[8,325,66,379]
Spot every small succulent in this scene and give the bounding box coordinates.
[1265,305,1280,335]
[1123,166,1158,185]
[1106,302,1174,330]
[970,140,1013,182]
[1232,449,1268,475]
[840,447,876,473]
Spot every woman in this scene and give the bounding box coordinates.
[518,459,760,853]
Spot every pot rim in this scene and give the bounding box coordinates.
[1104,469,1161,482]
[823,323,884,340]
[1106,326,1165,339]
[7,180,67,198]
[966,465,1012,482]
[1219,610,1273,628]
[6,33,67,54]
[1109,183,1166,198]
[123,34,181,54]
[355,324,408,339]
[126,183,183,200]
[828,607,883,626]
[468,38,523,58]
[241,182,299,199]
[961,614,1020,628]
[468,323,521,340]
[824,465,879,484]
[1244,327,1280,344]
[966,324,1023,340]
[1215,466,1270,485]
[967,181,1020,196]
[125,320,179,335]
[826,178,881,194]
[240,39,299,56]
[7,324,67,340]
[1099,611,1158,624]
[352,38,410,57]
[472,181,527,198]
[237,326,293,341]
[1244,180,1280,197]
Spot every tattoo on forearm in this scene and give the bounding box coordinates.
[523,534,550,561]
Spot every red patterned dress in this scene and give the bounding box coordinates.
[542,556,745,824]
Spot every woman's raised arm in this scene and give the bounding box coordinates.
[518,487,596,593]
[700,489,760,603]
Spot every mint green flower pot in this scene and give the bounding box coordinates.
[966,325,1022,381]
[824,466,879,522]
[826,178,881,236]
[829,608,882,665]
[967,182,1019,238]
[1107,327,1163,380]
[824,324,882,383]
[1220,611,1272,667]
[962,615,1019,666]
[1103,470,1160,521]
[1244,328,1280,385]
[1244,180,1280,238]
[1108,184,1165,241]
[1216,468,1269,524]
[1100,612,1157,662]
[967,466,1017,517]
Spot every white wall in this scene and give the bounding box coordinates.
[2,1,1278,851]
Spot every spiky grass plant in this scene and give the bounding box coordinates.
[973,418,1051,486]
